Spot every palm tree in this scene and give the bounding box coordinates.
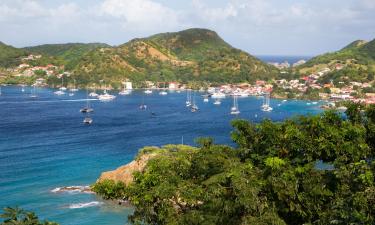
[0,206,25,222]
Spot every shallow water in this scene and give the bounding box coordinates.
[0,86,322,224]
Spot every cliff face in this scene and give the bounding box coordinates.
[97,153,156,185]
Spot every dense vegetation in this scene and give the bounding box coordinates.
[94,103,375,225]
[0,42,28,67]
[24,43,110,70]
[0,207,58,225]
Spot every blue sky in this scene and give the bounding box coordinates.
[0,0,374,56]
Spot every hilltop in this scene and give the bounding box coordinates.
[296,39,375,83]
[72,28,278,87]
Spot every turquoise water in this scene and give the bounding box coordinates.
[0,86,322,225]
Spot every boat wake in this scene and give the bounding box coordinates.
[0,99,98,104]
[68,201,103,209]
[51,186,94,194]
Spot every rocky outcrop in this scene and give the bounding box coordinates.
[97,153,156,185]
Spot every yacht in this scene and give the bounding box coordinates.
[202,94,209,102]
[144,89,152,94]
[213,99,221,105]
[54,90,65,95]
[89,91,99,97]
[261,92,273,112]
[159,90,168,95]
[98,90,116,101]
[230,96,240,115]
[211,92,226,99]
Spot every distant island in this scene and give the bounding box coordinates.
[0,28,374,104]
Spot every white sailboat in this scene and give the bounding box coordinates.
[261,92,273,112]
[89,85,99,97]
[139,94,147,110]
[0,86,2,96]
[59,76,67,91]
[30,85,38,98]
[55,77,66,95]
[159,83,168,95]
[81,90,94,113]
[70,80,79,92]
[191,92,198,112]
[230,95,240,115]
[186,89,192,107]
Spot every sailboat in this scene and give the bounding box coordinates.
[0,86,2,96]
[261,92,273,112]
[89,85,99,97]
[159,83,168,95]
[55,77,66,95]
[81,90,94,113]
[59,76,67,91]
[139,94,147,110]
[30,85,38,98]
[186,89,192,107]
[21,85,25,92]
[191,92,198,112]
[230,95,240,115]
[70,80,79,92]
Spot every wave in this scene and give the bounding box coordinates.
[68,201,103,209]
[51,185,94,194]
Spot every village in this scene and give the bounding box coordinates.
[2,54,375,105]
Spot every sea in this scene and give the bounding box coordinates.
[256,55,312,64]
[0,85,322,225]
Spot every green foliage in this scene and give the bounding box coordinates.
[113,108,375,225]
[91,179,127,200]
[0,207,58,225]
[0,42,28,67]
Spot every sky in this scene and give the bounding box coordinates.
[0,0,374,56]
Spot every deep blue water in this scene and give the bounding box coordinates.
[256,55,312,64]
[0,86,322,225]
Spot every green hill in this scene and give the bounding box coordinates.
[0,42,28,67]
[24,43,110,69]
[72,28,278,87]
[297,39,375,83]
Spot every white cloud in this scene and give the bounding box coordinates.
[99,0,181,31]
[0,0,374,55]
